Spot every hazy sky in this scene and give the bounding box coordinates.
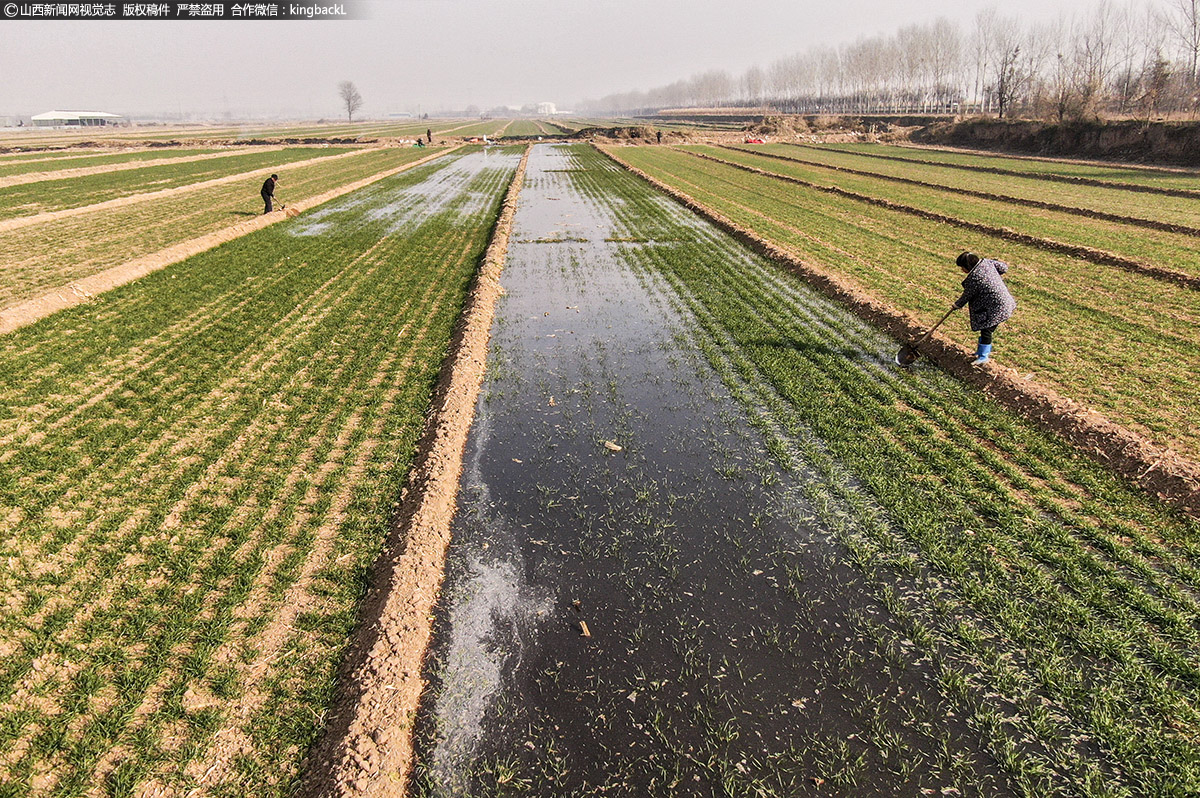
[0,0,1132,118]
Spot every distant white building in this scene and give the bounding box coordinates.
[536,102,557,116]
[31,110,123,128]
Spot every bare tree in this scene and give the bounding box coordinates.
[338,80,364,122]
[741,66,766,107]
[1165,0,1200,85]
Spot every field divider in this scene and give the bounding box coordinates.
[0,145,462,336]
[300,145,530,798]
[793,142,1200,199]
[719,144,1200,239]
[682,148,1200,292]
[0,146,291,189]
[597,143,1200,519]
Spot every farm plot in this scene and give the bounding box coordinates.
[0,146,524,796]
[0,146,449,309]
[0,147,358,221]
[705,145,1200,281]
[450,120,516,138]
[0,149,228,180]
[412,143,1200,797]
[499,120,546,138]
[755,144,1200,233]
[608,146,1200,462]
[0,150,113,164]
[814,143,1200,193]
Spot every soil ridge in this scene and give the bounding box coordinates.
[299,145,531,797]
[684,148,1200,292]
[599,143,1200,520]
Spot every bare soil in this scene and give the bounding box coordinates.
[299,146,530,797]
[598,144,1200,520]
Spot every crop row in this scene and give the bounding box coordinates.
[0,147,523,796]
[0,148,234,180]
[609,145,1200,462]
[447,120,518,138]
[691,146,1200,286]
[571,143,1200,796]
[500,120,546,137]
[0,146,361,221]
[0,146,451,310]
[730,144,1200,239]
[812,143,1200,196]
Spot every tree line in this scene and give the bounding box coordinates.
[581,0,1200,121]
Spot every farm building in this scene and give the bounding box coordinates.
[31,110,122,127]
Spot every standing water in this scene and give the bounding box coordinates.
[411,145,1006,797]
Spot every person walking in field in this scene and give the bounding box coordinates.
[427,128,433,144]
[952,251,1016,365]
[261,173,279,214]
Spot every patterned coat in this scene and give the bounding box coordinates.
[954,258,1016,331]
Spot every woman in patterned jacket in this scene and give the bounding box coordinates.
[952,252,1017,365]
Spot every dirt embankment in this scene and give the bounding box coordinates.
[299,146,531,798]
[683,148,1200,292]
[916,118,1200,167]
[597,143,1200,520]
[569,125,690,144]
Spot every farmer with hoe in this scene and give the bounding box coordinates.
[261,173,279,214]
[952,251,1016,365]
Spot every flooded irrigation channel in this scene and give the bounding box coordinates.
[409,145,1010,796]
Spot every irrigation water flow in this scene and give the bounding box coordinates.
[411,144,1005,797]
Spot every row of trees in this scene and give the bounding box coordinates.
[581,0,1200,121]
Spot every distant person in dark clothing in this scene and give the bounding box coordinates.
[427,128,433,144]
[261,174,278,214]
[656,130,662,144]
[952,251,1017,365]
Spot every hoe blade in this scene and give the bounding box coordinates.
[894,344,920,367]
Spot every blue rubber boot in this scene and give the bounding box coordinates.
[972,342,992,365]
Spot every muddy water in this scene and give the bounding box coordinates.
[412,145,1006,796]
[287,147,521,237]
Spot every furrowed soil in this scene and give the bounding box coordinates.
[409,144,1200,797]
[0,147,523,796]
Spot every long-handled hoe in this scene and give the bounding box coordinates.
[894,306,957,366]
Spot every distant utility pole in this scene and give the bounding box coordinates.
[339,81,364,122]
